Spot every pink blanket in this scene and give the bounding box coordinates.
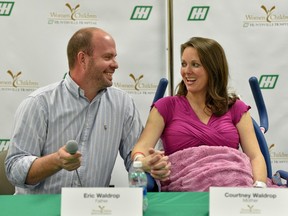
[161,145,254,192]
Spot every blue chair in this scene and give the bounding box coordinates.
[151,78,168,105]
[249,76,288,186]
[274,170,288,186]
[0,150,15,194]
[146,78,168,192]
[249,76,272,178]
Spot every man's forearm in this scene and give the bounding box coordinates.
[25,152,62,185]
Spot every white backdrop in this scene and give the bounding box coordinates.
[0,0,287,187]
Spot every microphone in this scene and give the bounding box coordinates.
[66,140,78,155]
[66,140,82,187]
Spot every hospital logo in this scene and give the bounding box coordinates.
[240,205,261,214]
[258,75,278,89]
[269,143,275,152]
[113,73,157,96]
[91,205,112,215]
[188,6,210,21]
[130,6,152,20]
[243,5,288,27]
[261,5,275,22]
[0,69,39,91]
[0,139,10,152]
[48,3,98,25]
[0,1,14,16]
[7,70,21,87]
[65,3,80,21]
[269,143,288,165]
[129,74,144,90]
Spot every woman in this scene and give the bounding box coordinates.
[132,37,267,191]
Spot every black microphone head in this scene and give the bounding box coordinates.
[66,140,78,155]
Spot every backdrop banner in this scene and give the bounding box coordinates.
[1,0,287,187]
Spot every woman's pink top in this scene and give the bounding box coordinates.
[154,96,250,155]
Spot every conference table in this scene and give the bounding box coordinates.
[0,192,209,216]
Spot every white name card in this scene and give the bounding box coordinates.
[210,187,288,216]
[61,187,142,216]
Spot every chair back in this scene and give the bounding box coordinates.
[249,76,272,178]
[0,150,15,194]
[252,119,272,178]
[147,78,168,191]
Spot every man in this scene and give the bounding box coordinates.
[5,27,144,194]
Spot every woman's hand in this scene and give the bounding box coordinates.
[146,148,171,181]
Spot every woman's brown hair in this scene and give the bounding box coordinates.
[176,37,238,116]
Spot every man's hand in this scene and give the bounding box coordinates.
[25,145,82,185]
[58,145,82,171]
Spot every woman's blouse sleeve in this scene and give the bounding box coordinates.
[153,96,175,124]
[231,99,251,125]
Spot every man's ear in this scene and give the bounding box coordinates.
[77,51,87,69]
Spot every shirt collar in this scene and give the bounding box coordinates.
[64,72,84,98]
[64,72,107,101]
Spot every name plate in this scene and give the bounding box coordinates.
[61,187,142,216]
[210,187,288,216]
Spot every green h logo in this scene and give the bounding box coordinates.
[0,139,10,151]
[188,6,209,21]
[130,6,152,20]
[0,1,14,16]
[259,75,278,89]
